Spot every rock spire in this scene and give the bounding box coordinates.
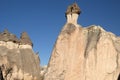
[20,32,33,46]
[44,3,120,80]
[65,3,81,24]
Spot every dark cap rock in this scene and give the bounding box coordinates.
[65,2,81,15]
[0,29,19,43]
[20,32,33,46]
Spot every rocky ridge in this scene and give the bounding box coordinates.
[0,30,33,49]
[44,3,120,80]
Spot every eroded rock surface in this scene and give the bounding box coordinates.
[44,3,120,80]
[0,30,41,80]
[44,23,120,80]
[20,32,33,46]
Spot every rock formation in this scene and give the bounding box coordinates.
[0,30,41,80]
[40,66,47,80]
[44,3,120,80]
[65,2,81,25]
[20,32,33,46]
[0,29,19,43]
[0,2,120,80]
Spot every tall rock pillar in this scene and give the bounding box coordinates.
[65,3,81,25]
[44,3,120,80]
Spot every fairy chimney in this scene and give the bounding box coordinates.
[65,3,81,24]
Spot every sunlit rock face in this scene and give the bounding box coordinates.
[44,23,120,80]
[44,3,120,80]
[65,2,81,26]
[0,30,41,80]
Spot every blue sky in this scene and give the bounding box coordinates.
[0,0,120,65]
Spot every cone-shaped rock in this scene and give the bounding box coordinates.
[20,32,33,46]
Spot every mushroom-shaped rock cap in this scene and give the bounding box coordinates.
[65,3,81,15]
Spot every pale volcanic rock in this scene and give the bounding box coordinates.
[19,44,32,49]
[0,30,41,80]
[44,3,120,80]
[44,24,120,80]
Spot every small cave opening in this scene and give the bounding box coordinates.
[118,74,120,80]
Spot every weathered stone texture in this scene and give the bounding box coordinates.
[0,30,41,80]
[20,32,33,46]
[0,30,19,43]
[65,3,81,15]
[0,30,33,47]
[44,23,120,80]
[44,3,120,80]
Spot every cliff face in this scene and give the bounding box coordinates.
[44,23,120,80]
[44,3,120,80]
[0,30,41,80]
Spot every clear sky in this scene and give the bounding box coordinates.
[0,0,120,65]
